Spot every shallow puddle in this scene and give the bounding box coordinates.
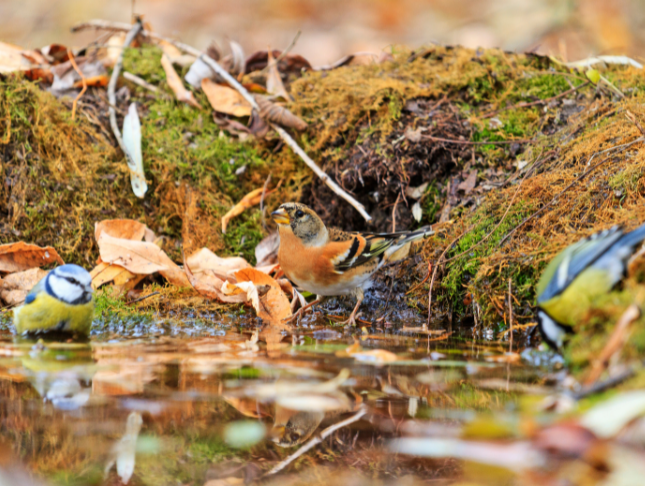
[0,321,569,485]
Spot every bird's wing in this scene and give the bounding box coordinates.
[330,226,433,272]
[23,279,44,305]
[537,226,624,303]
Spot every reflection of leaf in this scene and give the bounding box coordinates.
[581,391,645,438]
[221,188,265,233]
[341,342,399,364]
[0,242,64,273]
[223,421,266,448]
[97,233,188,286]
[202,78,252,117]
[161,54,201,108]
[122,103,148,198]
[0,268,48,305]
[255,95,307,131]
[104,412,143,485]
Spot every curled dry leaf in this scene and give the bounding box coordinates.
[235,267,292,325]
[187,248,250,281]
[183,253,248,304]
[0,41,35,73]
[255,95,307,131]
[160,54,201,108]
[0,242,65,273]
[266,50,291,101]
[97,233,189,287]
[245,50,312,74]
[255,232,280,271]
[202,78,252,117]
[89,262,145,292]
[0,267,48,305]
[222,188,266,234]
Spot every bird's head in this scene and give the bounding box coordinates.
[45,264,93,305]
[271,202,328,246]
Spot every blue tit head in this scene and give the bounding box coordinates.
[43,264,93,305]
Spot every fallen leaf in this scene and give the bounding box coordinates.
[185,56,215,89]
[405,182,428,199]
[266,50,291,100]
[50,59,106,95]
[122,103,148,198]
[187,248,250,281]
[97,233,188,287]
[72,74,108,88]
[202,78,252,117]
[0,242,65,273]
[102,33,125,68]
[222,188,265,234]
[161,54,200,108]
[95,220,147,242]
[0,41,34,73]
[157,39,194,67]
[184,254,248,303]
[581,391,645,438]
[412,202,422,222]
[457,170,477,194]
[245,50,312,73]
[255,232,279,268]
[255,95,307,131]
[235,268,292,324]
[89,262,145,292]
[0,268,47,305]
[404,127,424,143]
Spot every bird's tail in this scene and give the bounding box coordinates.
[382,226,434,262]
[619,222,645,250]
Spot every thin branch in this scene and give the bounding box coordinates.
[508,278,513,354]
[265,407,367,476]
[107,20,142,160]
[72,19,372,222]
[67,49,87,121]
[260,30,302,74]
[122,71,168,97]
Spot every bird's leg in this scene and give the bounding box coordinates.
[283,295,324,323]
[342,288,364,327]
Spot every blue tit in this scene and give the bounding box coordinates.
[13,264,94,336]
[536,223,645,349]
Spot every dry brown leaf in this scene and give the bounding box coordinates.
[89,262,145,291]
[161,54,201,108]
[202,78,252,117]
[95,219,147,242]
[183,254,248,303]
[97,233,189,287]
[255,95,307,131]
[0,41,34,73]
[0,268,47,305]
[0,242,65,273]
[235,268,292,325]
[255,232,279,268]
[266,50,291,100]
[187,248,250,281]
[458,170,478,194]
[221,188,265,234]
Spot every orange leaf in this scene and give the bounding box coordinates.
[161,54,201,108]
[221,188,265,234]
[235,268,292,325]
[0,242,65,273]
[95,219,147,242]
[73,74,108,88]
[202,78,252,117]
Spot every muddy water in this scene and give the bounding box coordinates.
[0,322,562,485]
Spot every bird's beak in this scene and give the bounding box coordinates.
[271,208,290,225]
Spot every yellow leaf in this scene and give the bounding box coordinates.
[202,78,252,117]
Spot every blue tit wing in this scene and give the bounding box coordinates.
[23,279,45,305]
[537,226,624,303]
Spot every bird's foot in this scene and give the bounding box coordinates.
[283,297,323,324]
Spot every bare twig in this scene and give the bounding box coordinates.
[508,278,513,354]
[107,20,142,165]
[391,192,401,232]
[123,71,166,96]
[72,19,372,221]
[260,173,272,231]
[260,30,302,74]
[127,291,160,304]
[67,49,87,121]
[584,304,640,386]
[265,407,367,476]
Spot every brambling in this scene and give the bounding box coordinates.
[271,202,434,325]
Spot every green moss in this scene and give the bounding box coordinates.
[122,46,165,83]
[515,73,571,100]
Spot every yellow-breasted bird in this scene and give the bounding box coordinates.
[13,264,94,336]
[536,223,645,349]
[271,202,434,325]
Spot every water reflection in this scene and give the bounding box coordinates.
[0,327,554,485]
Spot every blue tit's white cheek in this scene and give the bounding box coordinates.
[538,311,566,348]
[48,274,84,304]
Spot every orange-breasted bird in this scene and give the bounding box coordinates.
[271,202,434,325]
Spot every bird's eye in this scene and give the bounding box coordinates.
[295,209,304,218]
